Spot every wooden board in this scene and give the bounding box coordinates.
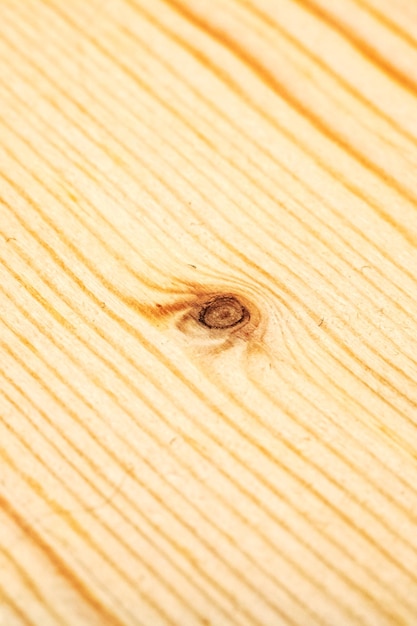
[1,1,417,624]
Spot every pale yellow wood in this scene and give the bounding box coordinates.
[1,1,417,625]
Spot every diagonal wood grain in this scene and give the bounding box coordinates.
[0,0,417,624]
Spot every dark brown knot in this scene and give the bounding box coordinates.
[198,295,249,329]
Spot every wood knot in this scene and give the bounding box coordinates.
[129,285,262,348]
[198,295,249,329]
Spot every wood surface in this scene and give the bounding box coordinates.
[1,1,417,625]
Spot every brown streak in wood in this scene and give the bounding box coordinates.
[298,0,417,97]
[0,494,126,626]
[162,0,417,244]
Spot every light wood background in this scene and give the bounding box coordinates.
[1,1,417,625]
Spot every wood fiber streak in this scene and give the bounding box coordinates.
[0,1,417,625]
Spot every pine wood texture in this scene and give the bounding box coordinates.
[1,1,417,625]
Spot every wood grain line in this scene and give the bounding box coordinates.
[297,0,417,94]
[150,0,417,240]
[0,493,126,626]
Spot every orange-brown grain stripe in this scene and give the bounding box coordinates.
[0,587,35,626]
[0,545,66,625]
[355,0,417,49]
[0,493,127,626]
[297,0,417,96]
[156,0,417,242]
[0,386,179,625]
[0,371,241,626]
[241,0,417,151]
